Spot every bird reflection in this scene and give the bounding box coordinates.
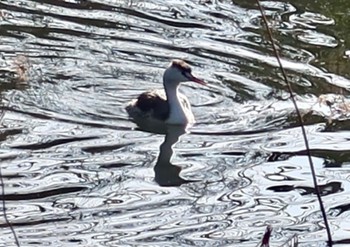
[154,125,192,186]
[134,122,193,186]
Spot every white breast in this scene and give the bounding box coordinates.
[165,93,195,125]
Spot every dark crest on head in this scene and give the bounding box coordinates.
[171,59,192,73]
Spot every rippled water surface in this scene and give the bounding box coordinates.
[1,0,350,246]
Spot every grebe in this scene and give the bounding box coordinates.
[126,59,206,125]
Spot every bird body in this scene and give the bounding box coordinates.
[126,60,205,126]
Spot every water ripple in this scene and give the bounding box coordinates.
[1,0,350,246]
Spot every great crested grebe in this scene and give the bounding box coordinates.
[126,59,206,125]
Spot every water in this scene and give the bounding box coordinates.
[0,0,350,246]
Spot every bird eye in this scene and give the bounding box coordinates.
[182,71,192,79]
[181,68,191,76]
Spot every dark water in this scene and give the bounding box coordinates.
[0,0,350,246]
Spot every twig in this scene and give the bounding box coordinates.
[0,165,20,246]
[0,54,20,246]
[255,0,333,245]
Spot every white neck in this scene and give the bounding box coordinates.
[164,83,189,125]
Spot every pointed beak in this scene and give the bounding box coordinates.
[186,72,207,86]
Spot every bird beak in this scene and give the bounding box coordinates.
[186,72,207,85]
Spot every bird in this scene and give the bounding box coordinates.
[126,59,206,126]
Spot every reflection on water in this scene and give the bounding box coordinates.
[0,0,350,246]
[154,125,193,186]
